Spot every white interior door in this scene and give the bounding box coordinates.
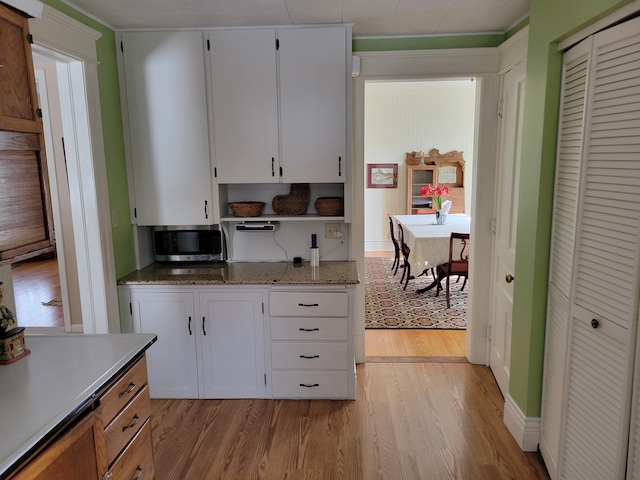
[489,61,526,396]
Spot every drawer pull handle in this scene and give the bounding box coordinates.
[299,328,319,332]
[298,303,319,307]
[122,414,140,432]
[119,382,136,397]
[300,383,320,388]
[300,355,320,359]
[132,466,143,480]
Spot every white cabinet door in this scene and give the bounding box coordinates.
[121,31,213,225]
[279,27,347,183]
[130,291,199,399]
[210,29,279,184]
[199,291,265,398]
[540,39,590,478]
[559,16,640,480]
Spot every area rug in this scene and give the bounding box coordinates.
[365,256,467,329]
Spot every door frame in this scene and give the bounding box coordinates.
[29,5,119,334]
[351,47,504,363]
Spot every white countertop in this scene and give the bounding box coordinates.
[0,333,156,478]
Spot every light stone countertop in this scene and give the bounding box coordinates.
[0,334,156,477]
[117,260,360,286]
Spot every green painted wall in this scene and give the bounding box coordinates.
[353,34,504,52]
[510,0,635,416]
[40,0,136,279]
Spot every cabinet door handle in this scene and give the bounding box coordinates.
[300,355,320,359]
[204,200,208,220]
[132,466,143,480]
[271,157,275,177]
[299,327,320,332]
[202,317,207,335]
[300,383,319,388]
[188,316,192,335]
[122,414,140,432]
[298,303,319,307]
[338,156,342,177]
[118,382,136,398]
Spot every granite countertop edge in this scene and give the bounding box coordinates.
[117,260,360,286]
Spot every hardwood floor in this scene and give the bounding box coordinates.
[150,253,547,479]
[10,256,64,328]
[151,362,549,479]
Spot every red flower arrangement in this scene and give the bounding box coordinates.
[420,184,449,211]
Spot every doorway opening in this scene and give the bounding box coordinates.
[9,51,79,331]
[363,79,477,358]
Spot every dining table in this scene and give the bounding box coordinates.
[393,213,471,293]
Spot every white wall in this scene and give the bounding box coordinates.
[364,80,476,251]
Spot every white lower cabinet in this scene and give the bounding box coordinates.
[129,291,199,399]
[125,287,266,399]
[120,284,355,399]
[199,291,265,398]
[269,289,355,399]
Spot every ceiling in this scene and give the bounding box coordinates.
[63,0,529,37]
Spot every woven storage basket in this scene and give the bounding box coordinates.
[229,201,265,217]
[314,197,344,216]
[406,152,421,166]
[272,183,310,215]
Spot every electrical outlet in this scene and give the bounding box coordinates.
[325,223,341,239]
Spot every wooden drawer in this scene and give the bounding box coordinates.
[100,356,148,426]
[271,317,348,341]
[271,371,350,398]
[104,385,151,465]
[271,342,348,370]
[108,419,155,480]
[270,292,348,317]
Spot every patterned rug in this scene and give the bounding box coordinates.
[365,256,467,329]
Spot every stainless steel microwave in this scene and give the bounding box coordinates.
[153,226,223,262]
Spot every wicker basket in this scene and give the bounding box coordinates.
[229,201,265,217]
[406,152,421,166]
[314,197,344,216]
[272,183,310,215]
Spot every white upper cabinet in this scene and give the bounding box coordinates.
[209,29,279,183]
[120,31,214,225]
[278,27,347,183]
[210,26,349,184]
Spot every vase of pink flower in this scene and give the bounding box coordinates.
[420,184,450,224]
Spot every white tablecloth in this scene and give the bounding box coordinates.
[393,214,471,268]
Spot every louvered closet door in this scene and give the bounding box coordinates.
[561,17,640,480]
[540,38,591,479]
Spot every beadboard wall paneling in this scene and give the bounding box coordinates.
[364,80,476,251]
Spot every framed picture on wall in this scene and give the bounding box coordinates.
[367,163,398,188]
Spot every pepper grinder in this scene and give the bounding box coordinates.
[310,234,319,267]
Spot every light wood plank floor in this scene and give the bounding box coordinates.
[151,362,549,479]
[10,257,64,328]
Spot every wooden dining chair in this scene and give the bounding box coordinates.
[436,232,470,308]
[388,215,401,274]
[397,223,413,290]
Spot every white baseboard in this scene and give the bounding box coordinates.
[503,394,540,451]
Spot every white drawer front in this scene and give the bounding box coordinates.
[271,371,349,398]
[271,317,348,341]
[269,292,348,317]
[271,342,348,370]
